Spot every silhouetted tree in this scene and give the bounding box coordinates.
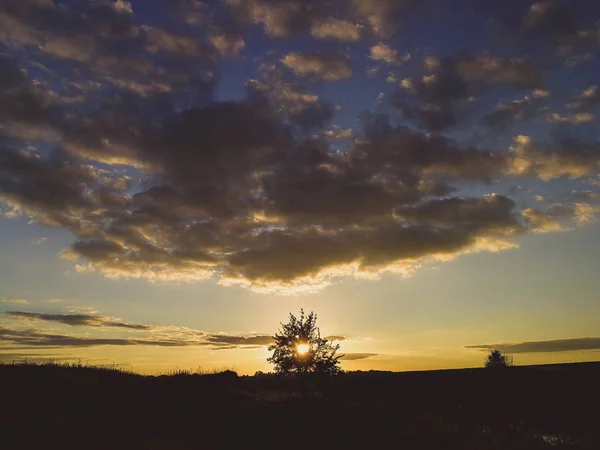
[484,349,513,369]
[268,309,342,375]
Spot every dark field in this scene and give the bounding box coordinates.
[1,362,599,450]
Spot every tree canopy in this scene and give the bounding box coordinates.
[267,309,342,375]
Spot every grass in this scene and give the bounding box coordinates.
[1,360,598,449]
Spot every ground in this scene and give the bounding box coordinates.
[1,361,598,449]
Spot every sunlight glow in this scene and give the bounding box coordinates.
[296,343,309,355]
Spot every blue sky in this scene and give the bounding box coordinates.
[1,0,600,374]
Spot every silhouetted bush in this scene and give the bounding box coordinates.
[484,349,514,368]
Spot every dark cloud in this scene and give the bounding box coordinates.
[456,55,542,89]
[570,190,600,202]
[476,0,600,61]
[340,352,379,361]
[0,325,273,350]
[0,56,58,142]
[395,55,542,131]
[1,307,277,350]
[0,327,193,348]
[325,335,347,341]
[394,195,521,233]
[524,2,600,57]
[6,312,153,330]
[483,90,549,131]
[205,335,275,346]
[246,64,335,132]
[0,146,101,228]
[394,57,470,131]
[0,0,216,100]
[354,116,507,182]
[1,0,599,293]
[568,85,600,111]
[466,337,600,354]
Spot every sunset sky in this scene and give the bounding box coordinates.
[1,0,600,375]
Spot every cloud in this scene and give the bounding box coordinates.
[310,18,361,42]
[209,32,246,57]
[571,190,600,202]
[282,52,352,81]
[204,335,275,346]
[521,208,565,233]
[394,54,541,131]
[226,0,347,39]
[484,0,600,62]
[353,0,418,37]
[0,0,599,295]
[0,298,29,305]
[171,0,207,26]
[340,352,379,361]
[1,307,277,350]
[369,43,410,65]
[246,63,334,130]
[465,337,600,354]
[455,55,541,88]
[0,0,216,103]
[0,327,197,348]
[325,125,354,140]
[226,0,304,38]
[394,61,469,131]
[508,135,600,181]
[0,319,274,350]
[548,112,594,124]
[325,335,347,341]
[6,311,154,330]
[568,85,600,110]
[483,90,549,131]
[225,0,422,41]
[522,1,600,57]
[142,26,200,56]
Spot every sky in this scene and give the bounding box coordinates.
[1,0,600,375]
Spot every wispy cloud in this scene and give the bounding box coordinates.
[0,327,197,348]
[0,325,277,350]
[1,311,275,351]
[6,311,153,330]
[204,335,275,346]
[0,298,29,305]
[465,337,600,354]
[340,353,379,361]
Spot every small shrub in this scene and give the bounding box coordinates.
[484,349,514,369]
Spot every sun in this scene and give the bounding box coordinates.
[296,343,309,355]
